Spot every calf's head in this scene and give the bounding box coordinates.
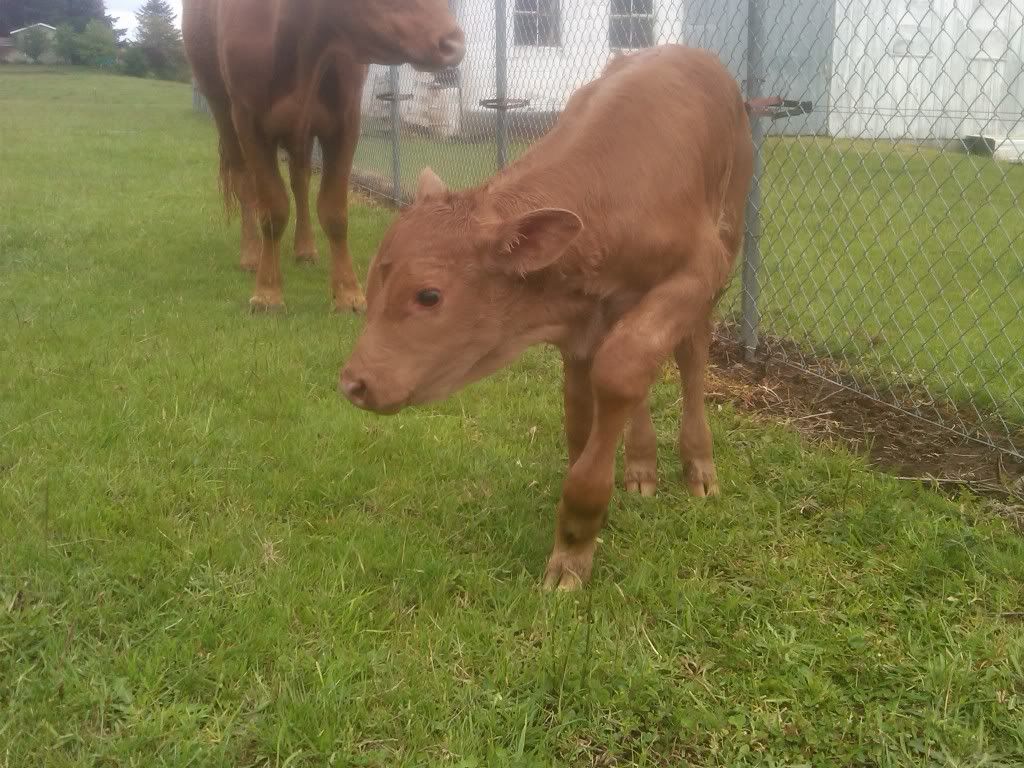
[341,169,582,414]
[332,0,465,70]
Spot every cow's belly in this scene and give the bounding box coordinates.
[262,91,335,142]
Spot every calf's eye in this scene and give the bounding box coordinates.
[416,288,442,308]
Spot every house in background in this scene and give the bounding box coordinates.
[4,23,59,63]
[360,0,1023,145]
[0,36,16,62]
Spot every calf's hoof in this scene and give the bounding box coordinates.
[249,293,286,313]
[333,290,367,314]
[685,459,719,498]
[295,249,318,265]
[624,465,657,497]
[239,258,258,273]
[542,540,597,592]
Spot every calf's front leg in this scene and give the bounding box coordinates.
[561,354,593,467]
[544,272,715,590]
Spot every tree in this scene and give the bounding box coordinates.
[135,0,185,80]
[121,45,149,77]
[75,18,117,67]
[54,23,82,63]
[54,19,116,66]
[15,26,50,62]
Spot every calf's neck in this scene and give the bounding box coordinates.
[342,45,754,589]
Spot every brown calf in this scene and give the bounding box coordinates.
[182,0,464,312]
[341,46,753,589]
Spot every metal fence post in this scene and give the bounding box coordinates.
[494,0,509,169]
[742,0,765,362]
[388,65,402,202]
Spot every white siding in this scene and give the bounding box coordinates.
[362,0,687,129]
[359,0,1024,141]
[829,0,1024,139]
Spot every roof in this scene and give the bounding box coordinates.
[10,24,57,34]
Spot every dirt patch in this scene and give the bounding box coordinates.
[707,332,1024,510]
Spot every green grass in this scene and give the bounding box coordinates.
[3,66,1024,766]
[355,120,1024,427]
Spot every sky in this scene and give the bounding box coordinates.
[107,0,182,41]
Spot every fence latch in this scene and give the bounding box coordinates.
[745,96,813,120]
[479,97,531,111]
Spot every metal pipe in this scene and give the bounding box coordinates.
[742,0,765,362]
[495,0,509,169]
[388,65,402,202]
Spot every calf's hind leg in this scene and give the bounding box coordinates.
[624,397,657,496]
[544,272,715,591]
[674,318,718,497]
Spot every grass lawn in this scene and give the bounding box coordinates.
[355,119,1024,428]
[3,67,1024,766]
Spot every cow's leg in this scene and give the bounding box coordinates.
[562,354,593,467]
[287,140,318,265]
[317,131,365,313]
[674,318,718,497]
[205,98,260,271]
[232,107,289,311]
[544,271,715,591]
[236,180,261,272]
[624,396,657,496]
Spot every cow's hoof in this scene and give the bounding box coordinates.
[249,294,285,313]
[624,465,657,497]
[295,250,318,265]
[685,459,719,498]
[333,291,367,314]
[542,542,596,592]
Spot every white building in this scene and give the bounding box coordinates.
[360,0,1024,144]
[361,0,756,138]
[829,0,1024,143]
[4,23,59,64]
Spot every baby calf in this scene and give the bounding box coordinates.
[341,45,753,589]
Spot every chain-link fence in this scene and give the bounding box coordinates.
[193,0,1024,458]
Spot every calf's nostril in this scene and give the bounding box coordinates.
[340,371,368,402]
[438,30,465,64]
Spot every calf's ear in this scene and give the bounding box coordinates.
[415,167,448,202]
[489,208,583,276]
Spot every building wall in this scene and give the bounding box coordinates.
[830,0,1024,139]
[358,0,1023,142]
[361,0,832,137]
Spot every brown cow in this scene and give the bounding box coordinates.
[182,0,465,312]
[340,46,753,590]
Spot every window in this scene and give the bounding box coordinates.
[888,0,932,57]
[513,0,561,47]
[967,0,1009,59]
[610,0,655,49]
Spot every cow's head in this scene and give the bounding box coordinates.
[340,169,583,414]
[333,0,465,70]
